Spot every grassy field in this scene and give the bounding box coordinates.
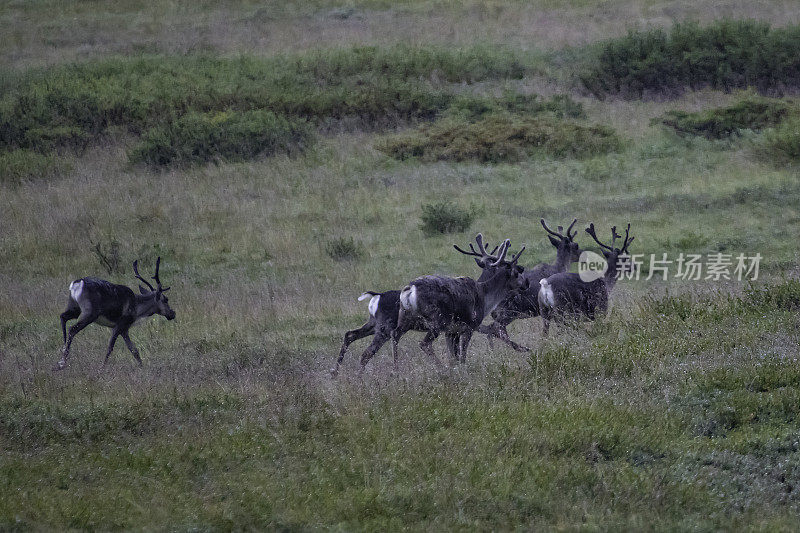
[3,1,800,530]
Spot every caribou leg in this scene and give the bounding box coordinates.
[60,302,80,344]
[57,312,99,370]
[120,330,142,366]
[332,318,376,376]
[445,333,459,365]
[389,312,416,374]
[418,328,443,369]
[458,329,474,364]
[358,329,391,374]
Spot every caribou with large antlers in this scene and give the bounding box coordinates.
[391,234,527,368]
[332,241,503,376]
[57,257,176,370]
[538,223,634,334]
[479,218,582,351]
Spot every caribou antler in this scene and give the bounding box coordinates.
[151,256,170,292]
[585,223,615,252]
[541,218,578,242]
[620,223,634,252]
[509,245,526,265]
[454,234,501,260]
[133,260,156,291]
[566,219,578,240]
[586,223,632,253]
[489,240,511,266]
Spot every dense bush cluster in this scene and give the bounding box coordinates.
[654,95,794,138]
[419,201,476,235]
[581,20,800,98]
[129,110,313,166]
[0,46,527,167]
[377,114,621,163]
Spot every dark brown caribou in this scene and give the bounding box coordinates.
[57,258,175,369]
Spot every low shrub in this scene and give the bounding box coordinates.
[0,149,64,184]
[325,237,365,261]
[377,114,621,163]
[128,110,314,166]
[419,201,475,235]
[291,44,526,84]
[754,116,800,165]
[581,20,800,98]
[654,96,794,138]
[445,93,585,121]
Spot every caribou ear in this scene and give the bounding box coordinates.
[548,235,560,247]
[139,285,150,294]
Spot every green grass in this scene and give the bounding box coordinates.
[4,2,800,530]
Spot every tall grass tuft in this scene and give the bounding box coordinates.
[324,237,365,261]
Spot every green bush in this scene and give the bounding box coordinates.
[654,96,794,138]
[754,116,800,165]
[290,44,526,84]
[0,149,65,184]
[377,114,621,163]
[0,46,528,156]
[129,110,314,166]
[324,237,365,261]
[444,93,585,121]
[581,20,800,98]
[419,201,475,235]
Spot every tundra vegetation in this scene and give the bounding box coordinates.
[3,0,800,529]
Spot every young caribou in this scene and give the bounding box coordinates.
[538,224,634,334]
[57,257,175,370]
[480,219,582,351]
[331,290,424,377]
[391,235,527,368]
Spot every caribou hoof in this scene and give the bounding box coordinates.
[53,360,67,372]
[329,367,339,378]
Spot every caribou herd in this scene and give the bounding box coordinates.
[55,220,634,374]
[334,219,634,376]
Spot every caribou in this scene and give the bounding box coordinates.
[57,257,175,370]
[391,234,527,368]
[538,223,634,334]
[480,218,582,351]
[331,242,503,376]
